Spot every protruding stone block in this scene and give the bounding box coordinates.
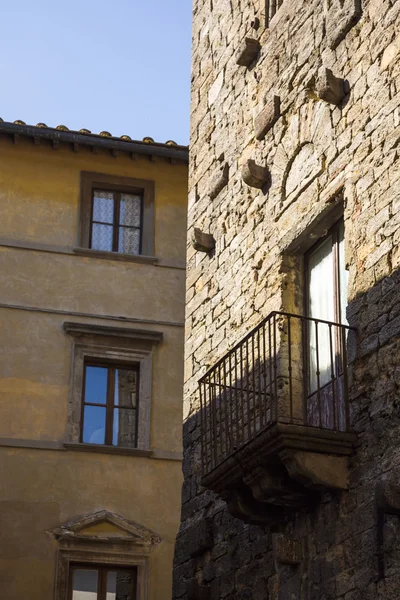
[281,450,349,491]
[326,0,362,50]
[242,159,270,189]
[209,162,228,200]
[272,534,304,565]
[316,67,346,106]
[236,38,261,67]
[254,95,280,140]
[191,228,215,253]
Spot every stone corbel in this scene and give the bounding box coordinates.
[242,159,270,189]
[209,162,229,200]
[326,0,362,50]
[220,486,287,526]
[243,466,310,507]
[236,37,261,67]
[316,67,346,106]
[280,450,349,491]
[254,95,281,140]
[190,228,216,253]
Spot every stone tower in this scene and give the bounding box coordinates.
[174,0,400,598]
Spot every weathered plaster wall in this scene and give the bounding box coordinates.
[0,137,188,599]
[175,0,400,598]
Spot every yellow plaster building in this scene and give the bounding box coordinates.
[0,120,188,600]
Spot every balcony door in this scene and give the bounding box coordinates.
[305,219,348,429]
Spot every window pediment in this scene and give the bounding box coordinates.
[49,510,161,547]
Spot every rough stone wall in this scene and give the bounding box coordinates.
[174,0,400,598]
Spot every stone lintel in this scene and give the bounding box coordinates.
[191,228,216,253]
[235,37,261,67]
[209,162,229,200]
[254,95,280,140]
[327,0,362,50]
[242,159,270,189]
[316,67,346,106]
[280,450,349,491]
[272,534,304,565]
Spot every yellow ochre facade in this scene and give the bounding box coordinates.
[0,123,188,600]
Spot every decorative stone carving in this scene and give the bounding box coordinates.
[272,534,304,565]
[242,159,270,189]
[209,162,229,200]
[254,95,281,140]
[236,38,261,67]
[191,228,216,253]
[316,67,346,106]
[326,0,362,50]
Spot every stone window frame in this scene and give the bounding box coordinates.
[64,322,163,455]
[77,172,155,260]
[51,510,161,600]
[55,546,149,600]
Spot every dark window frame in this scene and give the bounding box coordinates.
[81,359,140,448]
[68,563,137,600]
[79,172,155,257]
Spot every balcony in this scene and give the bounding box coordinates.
[198,312,357,523]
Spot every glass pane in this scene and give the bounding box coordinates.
[93,190,114,223]
[338,221,349,325]
[107,569,134,600]
[118,227,140,255]
[85,366,108,405]
[91,223,113,252]
[83,405,106,444]
[114,369,138,408]
[72,569,98,600]
[308,236,334,392]
[120,194,142,227]
[113,408,137,448]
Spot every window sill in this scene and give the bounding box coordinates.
[64,442,153,457]
[73,247,158,265]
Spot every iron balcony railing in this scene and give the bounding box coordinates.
[199,311,355,476]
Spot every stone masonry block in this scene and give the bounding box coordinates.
[241,159,270,189]
[316,67,346,106]
[326,0,362,50]
[236,37,261,67]
[254,95,281,140]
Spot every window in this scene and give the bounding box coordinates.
[64,322,163,453]
[305,219,348,389]
[69,565,137,600]
[82,362,139,448]
[79,173,155,257]
[90,190,143,254]
[305,219,349,429]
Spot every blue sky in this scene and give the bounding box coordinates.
[0,1,192,145]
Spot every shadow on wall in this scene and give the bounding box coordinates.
[173,265,400,600]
